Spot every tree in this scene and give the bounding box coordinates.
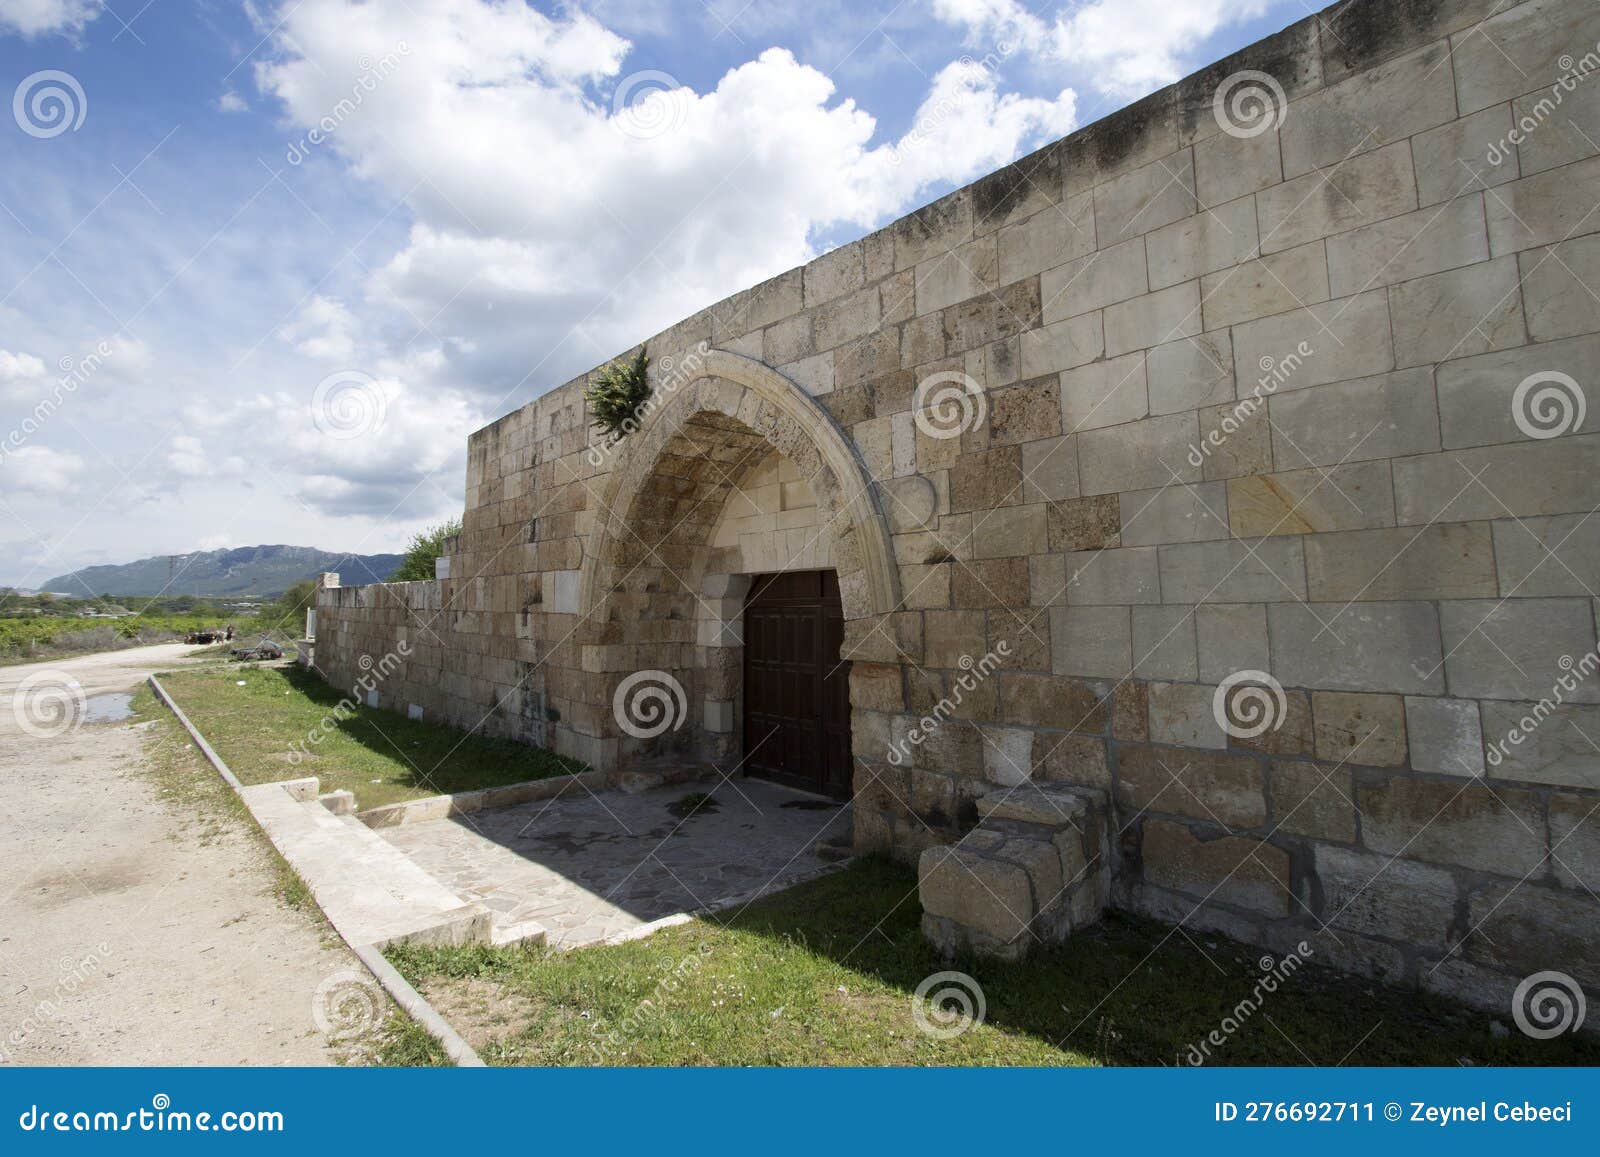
[390,517,463,582]
[263,579,318,637]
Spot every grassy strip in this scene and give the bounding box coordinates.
[388,858,1600,1067]
[154,665,586,809]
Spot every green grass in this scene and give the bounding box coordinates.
[0,613,238,664]
[154,665,587,809]
[387,858,1600,1067]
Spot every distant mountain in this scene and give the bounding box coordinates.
[43,545,405,598]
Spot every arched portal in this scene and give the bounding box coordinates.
[575,349,901,782]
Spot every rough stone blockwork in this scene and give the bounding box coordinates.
[315,0,1600,1013]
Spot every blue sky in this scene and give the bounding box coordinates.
[0,0,1302,589]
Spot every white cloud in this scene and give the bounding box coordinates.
[254,0,1077,400]
[278,295,360,362]
[0,349,48,396]
[0,0,99,38]
[217,91,249,113]
[1,445,84,492]
[933,0,1273,100]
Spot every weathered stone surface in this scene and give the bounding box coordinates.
[1267,369,1439,469]
[1227,461,1395,538]
[1268,601,1444,695]
[1359,777,1545,876]
[1314,845,1458,946]
[1305,524,1498,602]
[918,843,1035,942]
[1271,759,1356,842]
[1116,745,1267,827]
[1141,820,1290,916]
[1312,691,1407,766]
[1404,696,1486,777]
[1465,883,1600,988]
[1439,599,1600,703]
[1147,681,1226,749]
[1481,700,1600,790]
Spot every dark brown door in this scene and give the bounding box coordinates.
[743,571,851,799]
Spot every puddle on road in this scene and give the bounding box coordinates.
[82,693,135,724]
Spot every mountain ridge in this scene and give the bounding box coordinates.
[43,544,404,598]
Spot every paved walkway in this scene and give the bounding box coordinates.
[0,645,362,1064]
[377,777,850,948]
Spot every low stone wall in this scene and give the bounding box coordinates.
[316,0,1600,1016]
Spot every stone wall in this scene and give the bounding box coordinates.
[316,0,1600,1013]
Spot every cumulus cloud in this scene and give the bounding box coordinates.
[216,91,249,113]
[1,445,84,492]
[932,0,1273,100]
[253,0,1077,401]
[278,295,360,362]
[0,0,99,38]
[0,349,48,396]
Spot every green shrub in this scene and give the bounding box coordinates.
[584,347,651,440]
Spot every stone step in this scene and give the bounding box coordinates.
[239,782,492,949]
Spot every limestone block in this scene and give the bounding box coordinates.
[1040,236,1148,323]
[1389,255,1525,368]
[982,725,1035,786]
[997,192,1096,284]
[1077,412,1202,494]
[1515,74,1600,176]
[1147,681,1225,749]
[1465,883,1600,989]
[1492,513,1600,598]
[971,503,1047,559]
[1256,142,1417,253]
[803,241,865,308]
[1093,149,1197,244]
[1305,523,1498,601]
[1019,435,1080,502]
[1312,690,1407,766]
[1200,241,1330,330]
[1157,537,1307,604]
[1404,695,1486,776]
[918,843,1035,943]
[1267,600,1445,694]
[1229,289,1393,390]
[1267,369,1439,469]
[1104,281,1201,357]
[1119,481,1229,547]
[1486,154,1600,253]
[1411,104,1520,206]
[996,672,1108,732]
[1195,603,1270,683]
[1028,553,1066,607]
[763,312,814,365]
[1358,776,1544,876]
[1193,120,1282,208]
[1270,759,1356,842]
[893,192,974,271]
[1115,745,1266,827]
[1064,546,1160,605]
[1439,598,1600,702]
[1019,313,1104,378]
[1145,195,1259,290]
[1050,605,1132,678]
[1226,460,1395,537]
[975,375,1061,447]
[1551,794,1600,891]
[1520,233,1600,342]
[1197,398,1273,481]
[1146,332,1235,415]
[1326,195,1490,297]
[1045,493,1121,551]
[1313,845,1458,946]
[1481,700,1600,789]
[1132,605,1198,680]
[915,236,997,315]
[1280,41,1456,177]
[1452,0,1600,114]
[1141,821,1290,916]
[1393,437,1600,524]
[951,557,1029,608]
[1060,352,1149,432]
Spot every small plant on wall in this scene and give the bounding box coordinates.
[585,347,651,441]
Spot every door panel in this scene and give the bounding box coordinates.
[742,571,851,799]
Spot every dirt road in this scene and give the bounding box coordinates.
[0,645,364,1064]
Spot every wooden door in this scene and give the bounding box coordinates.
[742,571,851,799]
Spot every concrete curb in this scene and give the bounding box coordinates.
[357,768,611,828]
[145,673,488,1069]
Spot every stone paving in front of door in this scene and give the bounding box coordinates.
[375,776,849,949]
